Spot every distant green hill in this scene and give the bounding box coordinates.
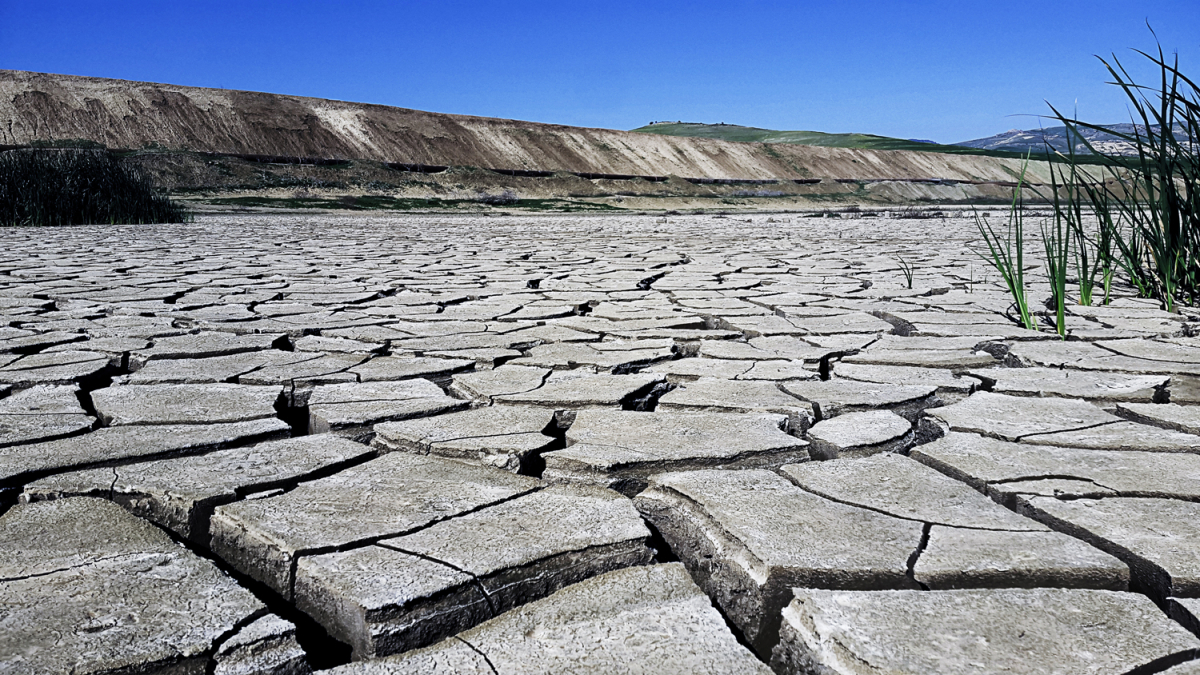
[630,122,1038,160]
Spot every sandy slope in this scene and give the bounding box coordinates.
[1,70,1056,184]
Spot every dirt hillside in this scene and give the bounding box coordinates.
[1,70,1055,184]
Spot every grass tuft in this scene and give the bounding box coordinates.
[1040,197,1070,337]
[896,256,915,289]
[974,160,1039,331]
[1048,30,1199,311]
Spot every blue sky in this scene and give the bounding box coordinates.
[1,1,1196,143]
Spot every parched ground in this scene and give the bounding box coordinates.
[3,212,1200,674]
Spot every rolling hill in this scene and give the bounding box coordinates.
[954,123,1187,156]
[630,122,1035,159]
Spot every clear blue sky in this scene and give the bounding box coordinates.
[1,1,1196,143]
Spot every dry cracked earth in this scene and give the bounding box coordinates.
[4,212,1200,675]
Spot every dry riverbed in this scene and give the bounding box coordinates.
[2,212,1200,674]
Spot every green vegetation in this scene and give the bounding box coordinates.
[632,122,1078,161]
[0,149,188,226]
[975,163,1039,331]
[635,122,926,149]
[977,32,1197,335]
[1047,146,1115,308]
[1041,199,1070,337]
[634,122,1118,168]
[200,194,621,212]
[1048,35,1199,311]
[896,256,915,289]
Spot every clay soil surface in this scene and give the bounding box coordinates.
[3,212,1200,674]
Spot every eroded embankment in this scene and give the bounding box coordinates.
[2,69,1057,186]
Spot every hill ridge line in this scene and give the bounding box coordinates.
[1,69,1053,184]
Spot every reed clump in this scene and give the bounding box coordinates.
[0,148,189,226]
[974,163,1039,331]
[978,32,1198,335]
[1049,34,1198,312]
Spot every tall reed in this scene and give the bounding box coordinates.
[1048,34,1199,311]
[896,256,915,289]
[975,161,1039,331]
[1040,196,1070,337]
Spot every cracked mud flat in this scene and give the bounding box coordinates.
[3,211,1200,674]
